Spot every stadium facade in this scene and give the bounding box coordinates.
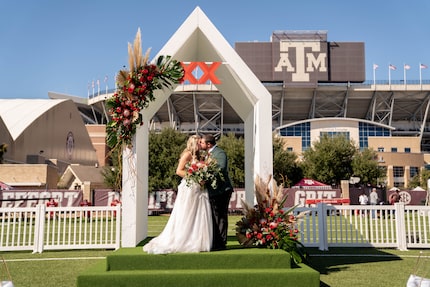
[2,11,429,190]
[70,28,430,189]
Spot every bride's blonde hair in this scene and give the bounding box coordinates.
[182,135,200,159]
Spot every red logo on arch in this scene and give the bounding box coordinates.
[181,62,221,84]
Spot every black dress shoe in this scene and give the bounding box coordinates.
[211,245,226,251]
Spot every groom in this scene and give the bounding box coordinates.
[200,134,233,251]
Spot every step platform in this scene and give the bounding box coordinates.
[77,247,320,287]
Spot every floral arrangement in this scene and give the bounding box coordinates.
[185,157,223,189]
[106,28,184,149]
[235,175,308,264]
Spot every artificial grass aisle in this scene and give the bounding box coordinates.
[77,247,320,287]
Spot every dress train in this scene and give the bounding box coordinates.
[143,180,212,254]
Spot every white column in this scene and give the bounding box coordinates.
[121,126,148,247]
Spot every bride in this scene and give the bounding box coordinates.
[143,135,213,254]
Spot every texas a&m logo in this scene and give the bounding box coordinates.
[274,41,327,82]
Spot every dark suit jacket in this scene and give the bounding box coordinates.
[206,146,233,197]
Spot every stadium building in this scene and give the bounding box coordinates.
[68,26,430,189]
[2,9,429,190]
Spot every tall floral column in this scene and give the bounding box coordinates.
[106,29,184,247]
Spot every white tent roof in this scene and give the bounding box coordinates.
[0,99,66,140]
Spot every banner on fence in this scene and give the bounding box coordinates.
[1,187,427,210]
[0,189,83,207]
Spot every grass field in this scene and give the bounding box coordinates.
[1,215,429,287]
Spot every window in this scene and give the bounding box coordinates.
[393,166,404,187]
[410,167,419,178]
[287,147,293,152]
[393,166,404,177]
[378,147,384,152]
[391,147,397,152]
[404,147,411,153]
[359,122,391,149]
[279,122,310,151]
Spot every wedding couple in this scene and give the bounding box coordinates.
[143,134,233,254]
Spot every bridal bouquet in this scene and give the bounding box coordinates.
[185,158,222,189]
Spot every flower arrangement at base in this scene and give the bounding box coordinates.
[106,28,184,150]
[185,157,223,189]
[235,175,308,264]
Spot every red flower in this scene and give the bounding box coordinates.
[269,222,278,229]
[123,109,130,118]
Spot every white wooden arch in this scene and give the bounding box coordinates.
[121,7,273,247]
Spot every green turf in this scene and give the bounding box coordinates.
[77,248,319,287]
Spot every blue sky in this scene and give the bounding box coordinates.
[1,0,429,99]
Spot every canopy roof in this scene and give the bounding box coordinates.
[293,178,331,189]
[0,99,67,140]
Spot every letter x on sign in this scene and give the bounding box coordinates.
[181,62,221,84]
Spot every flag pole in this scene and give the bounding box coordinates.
[388,64,391,86]
[420,63,423,87]
[373,63,376,86]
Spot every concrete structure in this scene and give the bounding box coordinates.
[0,164,58,189]
[0,99,100,189]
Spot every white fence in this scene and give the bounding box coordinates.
[295,203,430,250]
[0,204,121,253]
[1,203,430,253]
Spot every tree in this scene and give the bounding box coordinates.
[0,143,7,164]
[273,136,302,187]
[101,147,122,191]
[409,169,430,190]
[351,147,385,186]
[217,133,245,187]
[301,134,356,185]
[148,128,188,192]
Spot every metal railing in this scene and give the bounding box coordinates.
[0,204,121,253]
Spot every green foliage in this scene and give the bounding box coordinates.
[302,134,357,185]
[217,133,245,187]
[148,128,188,192]
[102,130,386,192]
[101,147,122,190]
[273,136,302,187]
[351,148,385,185]
[409,169,430,190]
[0,143,7,164]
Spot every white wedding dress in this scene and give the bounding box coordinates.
[143,179,213,254]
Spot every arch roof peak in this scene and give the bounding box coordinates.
[146,6,271,121]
